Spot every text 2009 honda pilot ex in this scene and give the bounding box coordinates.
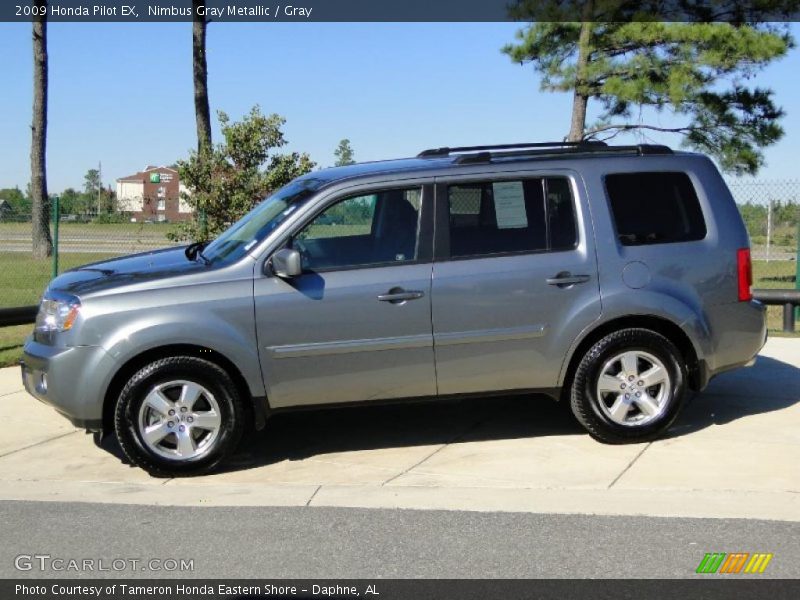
[22,142,767,476]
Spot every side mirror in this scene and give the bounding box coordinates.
[270,248,302,278]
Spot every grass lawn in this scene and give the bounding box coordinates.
[0,324,30,368]
[753,260,798,334]
[753,259,797,289]
[0,252,117,308]
[0,252,115,368]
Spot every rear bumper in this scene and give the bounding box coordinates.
[701,300,767,386]
[20,339,116,431]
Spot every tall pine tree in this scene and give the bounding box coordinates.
[504,2,794,174]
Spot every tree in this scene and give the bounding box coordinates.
[83,168,101,196]
[192,1,213,238]
[334,138,355,166]
[0,187,28,212]
[170,106,316,241]
[192,0,212,154]
[97,185,116,215]
[503,4,793,174]
[59,188,81,214]
[30,0,52,258]
[82,167,104,214]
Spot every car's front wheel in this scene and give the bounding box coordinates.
[569,328,687,444]
[114,356,245,476]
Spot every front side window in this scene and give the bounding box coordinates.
[605,172,706,246]
[293,188,421,271]
[447,177,577,258]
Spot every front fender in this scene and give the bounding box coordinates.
[76,278,265,400]
[100,318,266,399]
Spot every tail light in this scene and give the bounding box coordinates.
[737,248,752,302]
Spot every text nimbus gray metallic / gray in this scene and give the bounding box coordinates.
[147,4,314,18]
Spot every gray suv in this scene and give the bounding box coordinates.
[21,142,767,476]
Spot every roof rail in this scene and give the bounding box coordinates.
[417,141,673,162]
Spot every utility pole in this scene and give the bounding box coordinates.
[766,199,773,263]
[98,161,102,214]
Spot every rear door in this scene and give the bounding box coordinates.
[431,172,601,394]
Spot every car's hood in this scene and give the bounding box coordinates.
[47,246,209,297]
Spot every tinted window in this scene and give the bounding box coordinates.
[605,172,706,246]
[294,188,421,271]
[447,177,577,258]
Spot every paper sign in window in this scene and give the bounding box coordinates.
[492,181,528,229]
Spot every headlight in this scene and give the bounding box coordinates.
[35,294,81,333]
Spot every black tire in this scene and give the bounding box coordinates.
[114,356,245,477]
[569,328,687,444]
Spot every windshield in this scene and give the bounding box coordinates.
[199,178,321,264]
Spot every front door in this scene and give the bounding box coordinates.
[254,185,436,408]
[431,173,601,395]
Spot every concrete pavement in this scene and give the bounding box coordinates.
[0,337,798,521]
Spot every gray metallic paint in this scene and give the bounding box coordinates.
[22,151,767,430]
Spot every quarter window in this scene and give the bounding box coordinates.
[604,172,706,246]
[294,188,421,271]
[446,177,577,258]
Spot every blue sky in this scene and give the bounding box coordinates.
[1,22,800,192]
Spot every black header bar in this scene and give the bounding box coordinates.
[4,579,800,600]
[4,1,800,23]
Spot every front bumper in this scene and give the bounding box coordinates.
[21,338,116,431]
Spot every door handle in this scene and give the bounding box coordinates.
[546,272,591,287]
[377,288,425,304]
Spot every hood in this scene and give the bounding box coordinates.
[47,246,209,297]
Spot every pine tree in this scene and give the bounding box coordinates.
[334,139,355,166]
[503,3,794,174]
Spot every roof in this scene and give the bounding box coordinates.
[143,165,177,173]
[296,142,682,189]
[116,165,178,182]
[296,157,453,187]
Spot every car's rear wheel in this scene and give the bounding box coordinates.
[114,356,245,477]
[569,328,687,443]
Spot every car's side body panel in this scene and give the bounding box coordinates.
[21,149,767,439]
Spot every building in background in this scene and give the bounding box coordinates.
[116,166,193,222]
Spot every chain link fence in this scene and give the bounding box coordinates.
[1,183,798,330]
[727,180,800,333]
[0,208,183,309]
[727,180,799,298]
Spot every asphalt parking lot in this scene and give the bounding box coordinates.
[0,337,798,522]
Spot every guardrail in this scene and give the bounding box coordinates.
[753,289,800,333]
[0,305,37,327]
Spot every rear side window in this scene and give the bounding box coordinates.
[605,172,706,246]
[447,177,577,258]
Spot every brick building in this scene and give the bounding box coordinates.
[116,165,193,222]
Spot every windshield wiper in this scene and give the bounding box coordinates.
[185,241,209,263]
